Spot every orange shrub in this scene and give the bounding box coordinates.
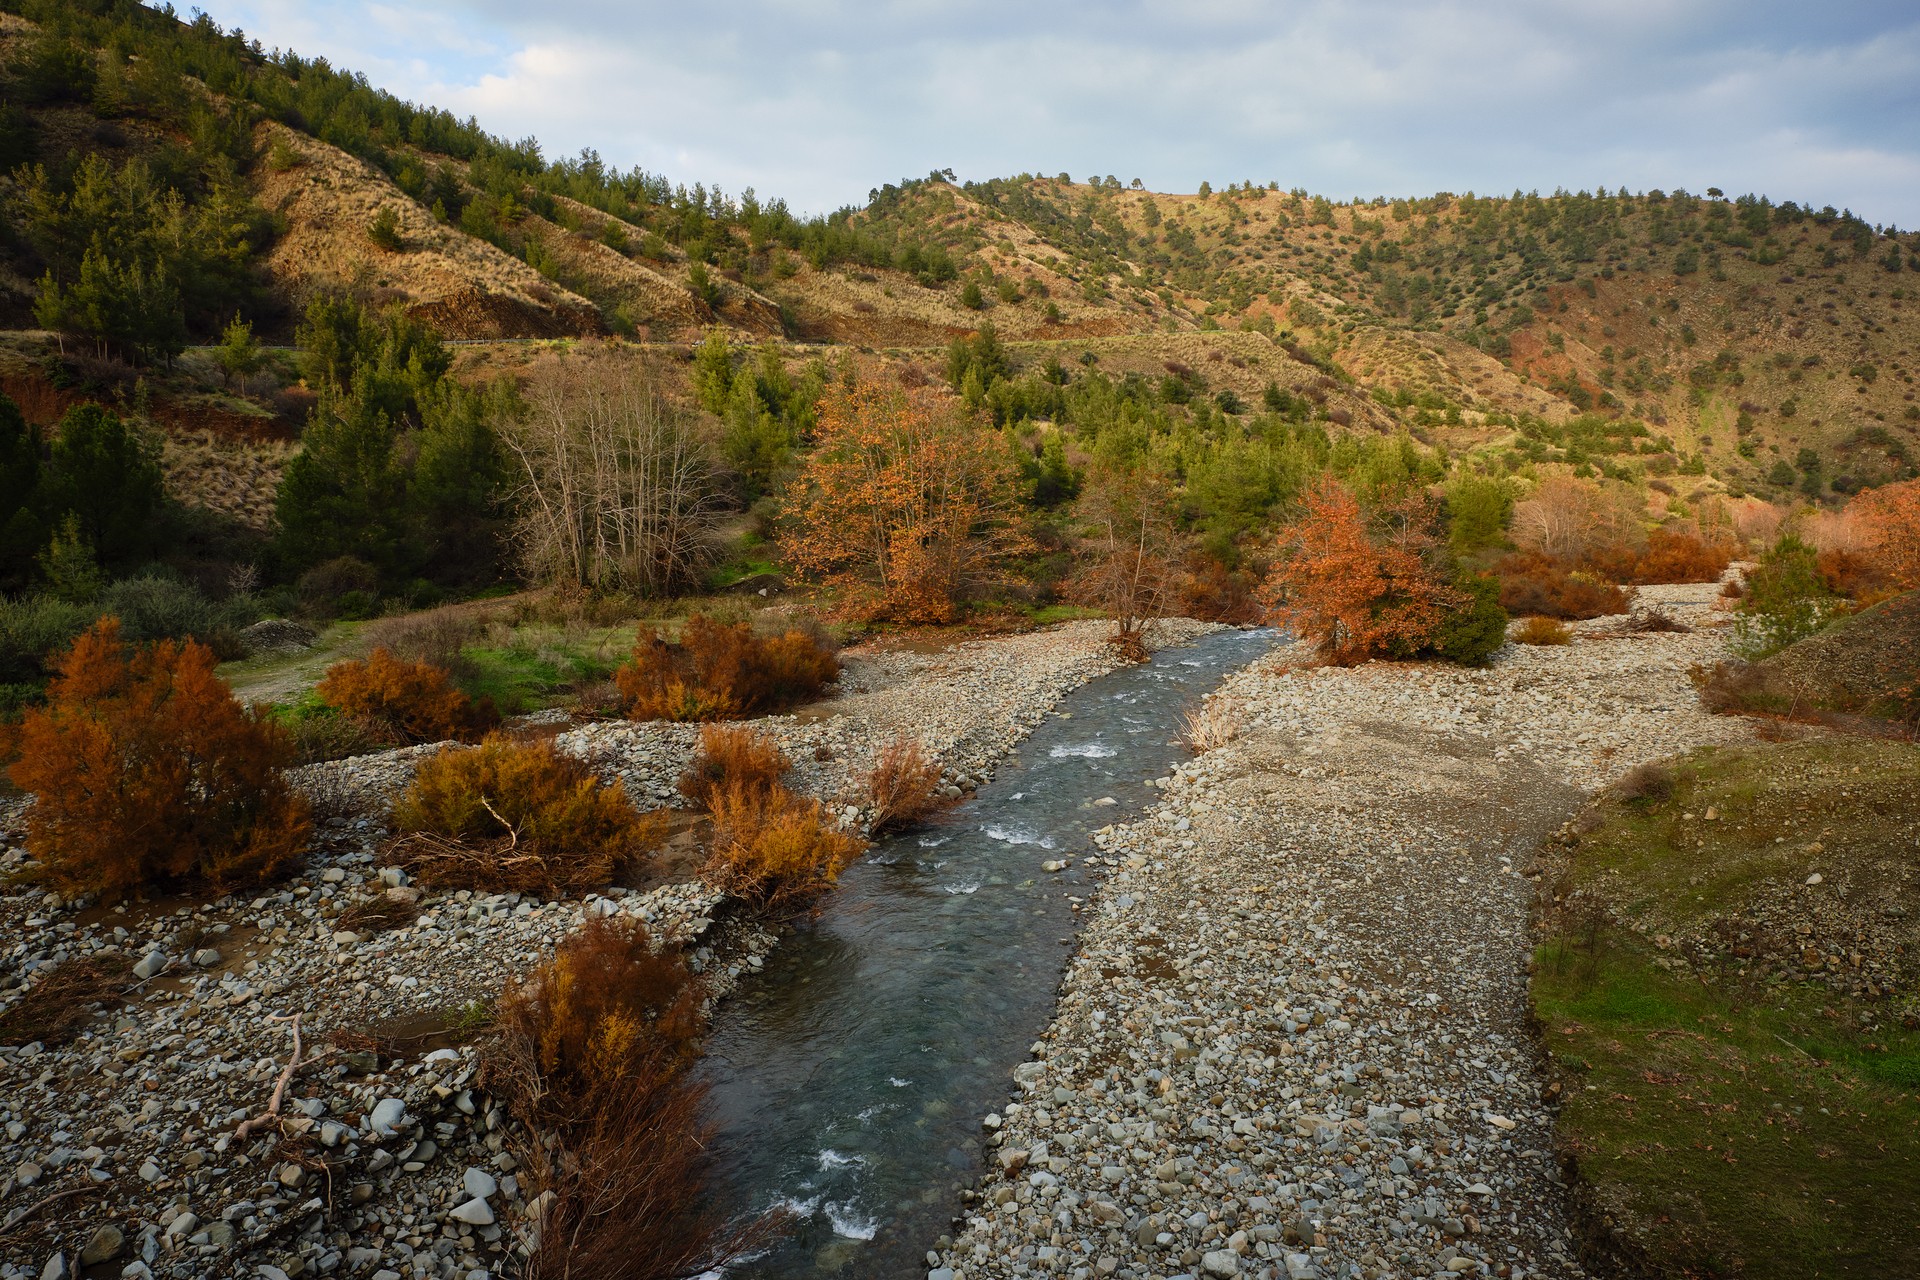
[1627,528,1736,584]
[1815,548,1888,601]
[10,619,310,898]
[678,724,790,810]
[704,781,865,914]
[1494,552,1631,619]
[495,917,704,1112]
[1257,476,1460,664]
[316,648,493,745]
[488,918,772,1277]
[1178,551,1263,624]
[615,614,837,721]
[864,735,951,832]
[1850,478,1920,591]
[393,735,663,894]
[1514,616,1573,645]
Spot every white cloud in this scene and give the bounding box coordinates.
[201,0,1920,222]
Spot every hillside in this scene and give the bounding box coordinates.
[0,0,1914,547]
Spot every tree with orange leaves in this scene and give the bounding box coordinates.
[1850,478,1920,591]
[1257,475,1463,664]
[10,618,310,898]
[781,380,1027,623]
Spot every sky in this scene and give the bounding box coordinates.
[198,0,1920,226]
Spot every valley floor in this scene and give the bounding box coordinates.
[935,584,1754,1280]
[0,619,1210,1280]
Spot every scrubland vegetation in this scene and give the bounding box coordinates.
[1,6,1917,1275]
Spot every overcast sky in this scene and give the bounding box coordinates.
[201,0,1919,226]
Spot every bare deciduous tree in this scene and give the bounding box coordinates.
[1068,464,1182,660]
[500,360,725,595]
[1511,475,1634,563]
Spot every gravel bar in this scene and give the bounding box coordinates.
[935,584,1755,1280]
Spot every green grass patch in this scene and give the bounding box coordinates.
[1024,603,1107,626]
[1534,738,1920,1278]
[455,625,629,714]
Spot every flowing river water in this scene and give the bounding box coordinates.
[699,628,1277,1278]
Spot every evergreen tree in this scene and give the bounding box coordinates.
[44,404,163,571]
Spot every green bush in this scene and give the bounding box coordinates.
[1426,573,1508,666]
[0,594,95,684]
[1734,535,1835,658]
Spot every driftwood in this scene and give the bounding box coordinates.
[234,1013,304,1141]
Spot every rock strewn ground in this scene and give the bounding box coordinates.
[937,585,1755,1280]
[0,619,1203,1280]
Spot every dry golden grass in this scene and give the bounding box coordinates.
[159,430,294,531]
[1515,615,1575,645]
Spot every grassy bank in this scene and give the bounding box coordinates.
[1532,738,1920,1278]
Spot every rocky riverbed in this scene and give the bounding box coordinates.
[933,585,1755,1280]
[0,619,1207,1280]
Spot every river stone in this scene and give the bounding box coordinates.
[78,1224,123,1265]
[462,1166,497,1199]
[1202,1249,1242,1276]
[370,1098,407,1134]
[449,1198,494,1226]
[132,952,166,980]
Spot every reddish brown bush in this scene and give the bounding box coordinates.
[1178,551,1263,624]
[1258,477,1462,664]
[1626,528,1736,584]
[10,619,311,898]
[678,724,791,810]
[704,781,866,914]
[864,735,952,832]
[1494,552,1631,620]
[317,648,494,745]
[1815,548,1889,601]
[495,917,704,1111]
[392,735,664,895]
[487,918,774,1278]
[615,615,838,721]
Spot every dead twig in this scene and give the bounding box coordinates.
[235,1013,304,1141]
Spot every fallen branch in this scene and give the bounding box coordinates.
[0,1183,95,1231]
[235,1013,304,1141]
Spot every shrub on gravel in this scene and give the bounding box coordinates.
[0,952,131,1046]
[316,648,495,745]
[487,917,773,1277]
[1423,572,1508,666]
[1494,552,1631,620]
[10,619,310,898]
[1624,528,1736,585]
[615,614,837,721]
[1514,616,1573,645]
[704,780,865,914]
[678,724,791,811]
[392,735,663,895]
[863,735,951,832]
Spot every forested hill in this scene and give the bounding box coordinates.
[0,0,1916,503]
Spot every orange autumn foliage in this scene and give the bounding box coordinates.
[10,618,310,898]
[781,381,1028,623]
[1851,478,1920,591]
[316,648,491,744]
[1258,476,1462,665]
[615,615,838,721]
